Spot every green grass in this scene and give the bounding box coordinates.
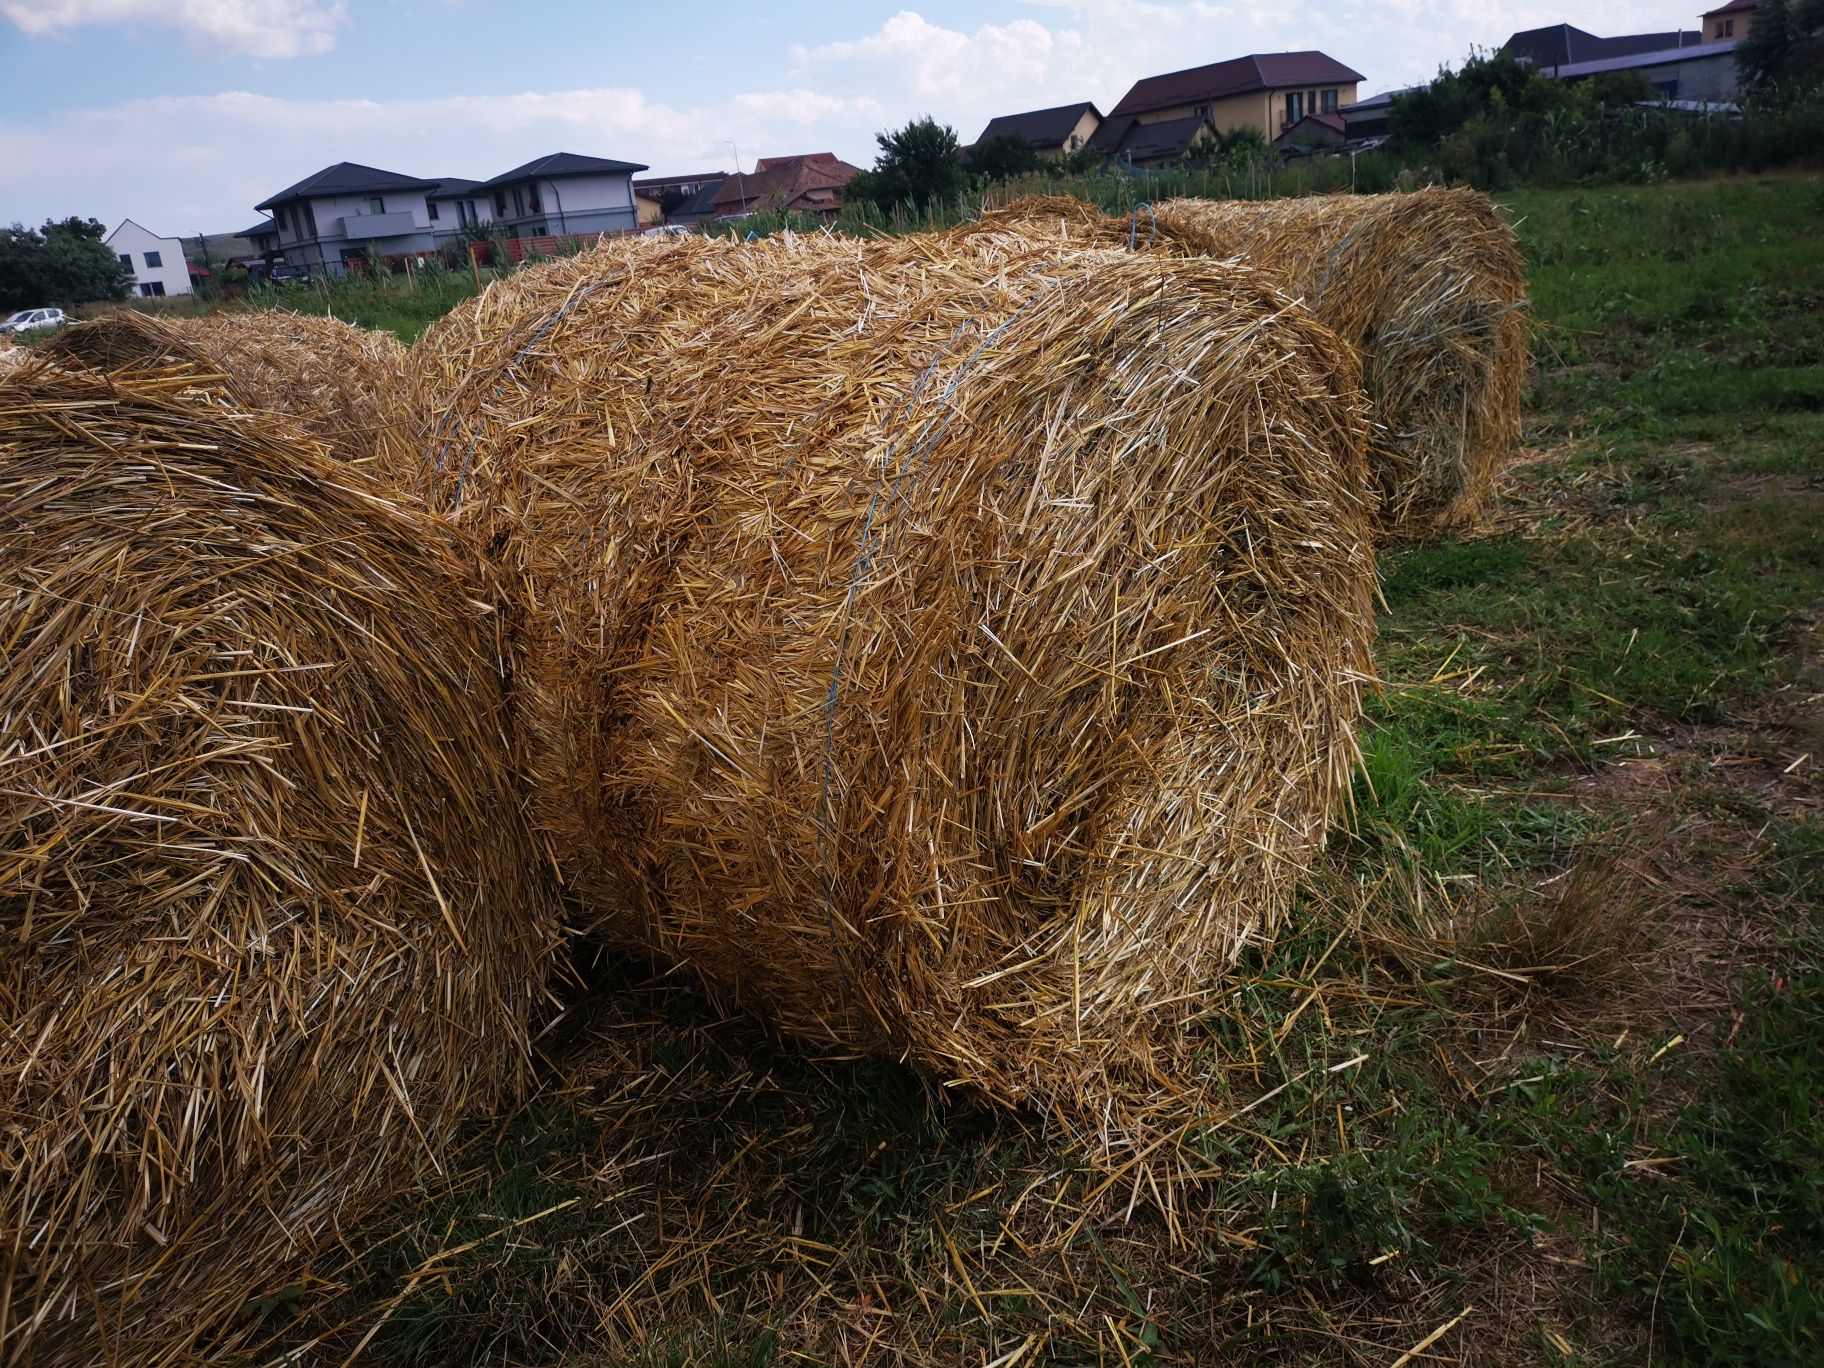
[254,175,1824,1365]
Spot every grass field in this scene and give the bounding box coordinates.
[261,176,1823,1366]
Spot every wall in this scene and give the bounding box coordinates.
[1138,84,1359,137]
[105,220,193,297]
[1038,107,1103,158]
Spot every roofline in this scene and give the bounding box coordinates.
[474,155,650,191]
[1112,53,1366,113]
[107,217,177,243]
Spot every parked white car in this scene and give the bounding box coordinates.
[0,308,69,334]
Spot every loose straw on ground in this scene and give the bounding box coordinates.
[0,359,559,1366]
[396,230,1377,1152]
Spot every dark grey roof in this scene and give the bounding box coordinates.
[668,178,727,222]
[1111,53,1364,117]
[1503,23,1703,66]
[237,219,279,239]
[476,152,650,190]
[1092,113,1213,163]
[426,177,483,200]
[256,162,439,209]
[975,102,1101,149]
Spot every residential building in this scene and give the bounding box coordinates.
[1336,87,1415,140]
[105,220,192,298]
[426,177,492,236]
[255,162,444,274]
[634,172,728,208]
[236,219,281,267]
[636,192,666,227]
[1701,0,1759,42]
[472,152,649,239]
[1551,38,1743,99]
[1108,52,1364,139]
[1502,23,1702,69]
[668,179,727,226]
[1273,112,1348,156]
[712,153,863,218]
[974,102,1103,157]
[1090,113,1220,167]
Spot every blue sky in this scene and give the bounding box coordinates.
[1,0,1686,234]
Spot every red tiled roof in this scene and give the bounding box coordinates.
[713,153,863,213]
[1110,52,1364,117]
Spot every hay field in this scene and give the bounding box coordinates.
[5,176,1820,1365]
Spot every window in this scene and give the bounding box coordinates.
[528,187,541,212]
[468,200,480,221]
[1724,18,1734,35]
[304,202,318,237]
[369,197,385,214]
[139,281,165,298]
[512,187,525,217]
[495,191,508,216]
[428,199,440,221]
[118,253,132,269]
[1320,89,1338,113]
[143,250,162,268]
[1285,91,1305,125]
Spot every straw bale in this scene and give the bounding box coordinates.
[956,188,1529,538]
[0,365,559,1364]
[41,308,409,471]
[401,231,1375,1144]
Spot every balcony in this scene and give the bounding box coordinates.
[329,210,420,240]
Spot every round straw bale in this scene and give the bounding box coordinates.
[41,308,409,472]
[0,366,559,1363]
[957,188,1528,538]
[404,231,1376,1144]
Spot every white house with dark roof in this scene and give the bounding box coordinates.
[471,152,650,239]
[106,219,192,298]
[255,161,446,274]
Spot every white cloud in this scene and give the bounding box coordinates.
[0,2,1713,234]
[0,0,347,58]
[0,83,885,233]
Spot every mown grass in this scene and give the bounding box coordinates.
[260,176,1823,1366]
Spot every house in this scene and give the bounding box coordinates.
[1701,0,1759,42]
[1273,111,1348,157]
[1502,23,1702,69]
[636,192,666,227]
[974,102,1103,158]
[1108,52,1364,139]
[256,162,445,275]
[1090,113,1220,167]
[634,172,728,210]
[1550,38,1743,99]
[712,153,863,218]
[471,152,649,239]
[426,177,492,235]
[668,179,727,226]
[236,219,281,267]
[1335,87,1415,139]
[106,220,192,298]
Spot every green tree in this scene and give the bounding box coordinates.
[1218,124,1272,166]
[968,132,1042,182]
[1736,0,1792,87]
[1054,143,1107,176]
[849,116,969,213]
[1389,49,1575,148]
[0,217,132,312]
